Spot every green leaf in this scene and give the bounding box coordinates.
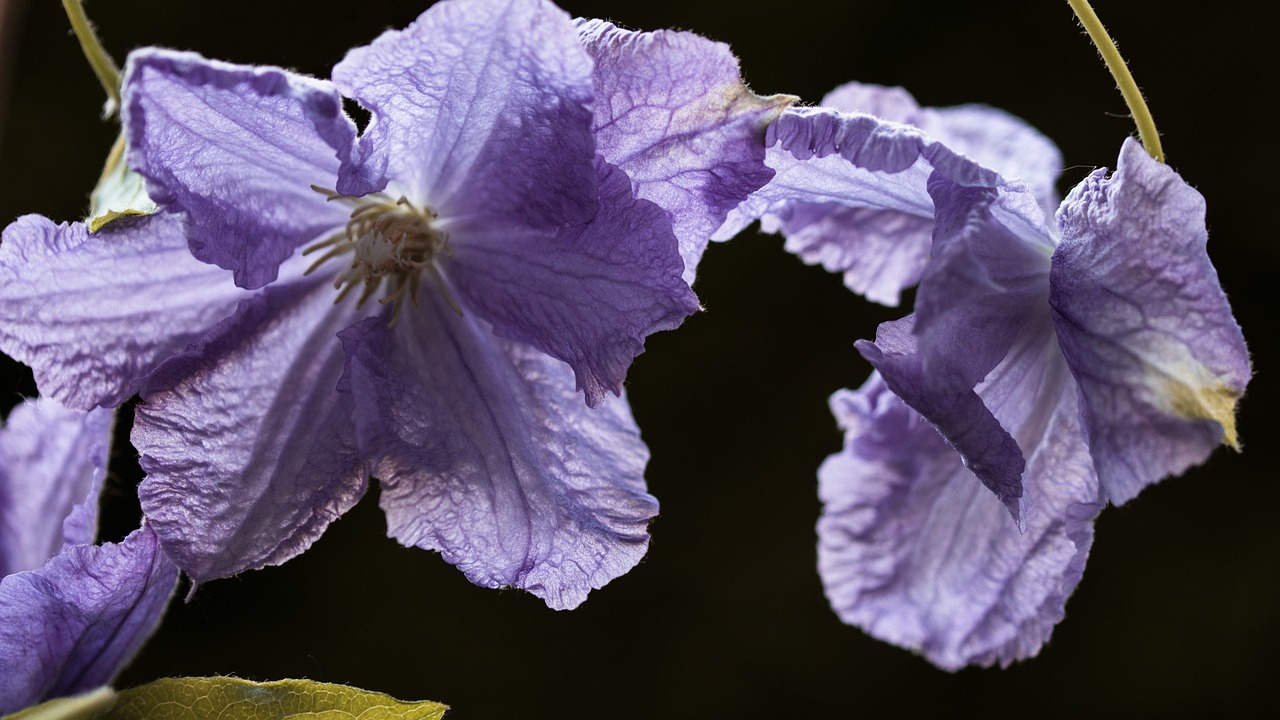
[87,134,157,233]
[4,687,116,720]
[101,678,447,720]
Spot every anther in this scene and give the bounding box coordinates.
[303,186,456,325]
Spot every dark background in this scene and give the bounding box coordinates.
[1,0,1276,717]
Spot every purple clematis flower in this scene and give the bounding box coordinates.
[812,129,1250,668]
[0,0,781,610]
[0,399,178,713]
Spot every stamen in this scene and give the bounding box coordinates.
[303,186,457,324]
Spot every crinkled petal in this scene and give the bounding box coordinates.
[333,0,597,229]
[133,260,367,582]
[855,180,1055,517]
[123,49,353,289]
[341,295,657,610]
[1050,139,1251,504]
[447,158,698,407]
[773,203,932,306]
[0,400,113,576]
[820,82,1063,213]
[716,107,1003,306]
[577,19,791,285]
[819,351,1100,669]
[0,214,250,411]
[0,525,178,714]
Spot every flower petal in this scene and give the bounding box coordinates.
[856,180,1055,518]
[341,296,658,610]
[1050,139,1252,504]
[122,49,353,289]
[447,158,698,407]
[577,19,792,285]
[0,400,113,576]
[819,360,1100,669]
[333,0,597,228]
[773,203,932,306]
[133,261,367,583]
[0,213,250,410]
[820,82,1063,212]
[856,317,1026,518]
[716,107,1003,306]
[0,525,178,714]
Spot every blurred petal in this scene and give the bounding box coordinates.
[0,526,178,714]
[448,158,698,406]
[133,262,367,582]
[342,296,657,610]
[333,0,597,228]
[1050,139,1252,504]
[0,213,250,410]
[716,107,1002,305]
[819,358,1099,669]
[578,19,791,285]
[0,401,113,576]
[819,82,923,123]
[123,49,353,289]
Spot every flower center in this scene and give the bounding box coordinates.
[306,185,459,324]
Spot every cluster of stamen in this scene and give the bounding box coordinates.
[306,186,458,325]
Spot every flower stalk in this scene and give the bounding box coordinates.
[62,0,121,112]
[1066,0,1164,162]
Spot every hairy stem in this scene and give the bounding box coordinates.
[62,0,120,111]
[1065,0,1164,162]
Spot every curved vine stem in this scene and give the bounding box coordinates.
[1066,0,1164,162]
[62,0,121,112]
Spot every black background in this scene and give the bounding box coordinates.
[1,0,1276,717]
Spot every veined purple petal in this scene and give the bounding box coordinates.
[0,400,113,576]
[577,19,792,285]
[133,260,367,583]
[341,296,658,610]
[122,49,354,289]
[772,203,932,306]
[333,0,597,229]
[447,158,698,407]
[856,180,1055,517]
[1051,139,1251,504]
[0,213,251,411]
[821,82,1063,212]
[912,178,1053,377]
[819,360,1099,669]
[0,525,178,714]
[856,317,1026,518]
[716,107,1003,306]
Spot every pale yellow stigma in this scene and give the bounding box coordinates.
[306,186,460,325]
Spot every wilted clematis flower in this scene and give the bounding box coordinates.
[0,399,178,713]
[0,0,782,610]
[813,131,1249,668]
[716,82,1060,306]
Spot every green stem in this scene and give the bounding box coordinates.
[62,0,121,111]
[1065,0,1164,162]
